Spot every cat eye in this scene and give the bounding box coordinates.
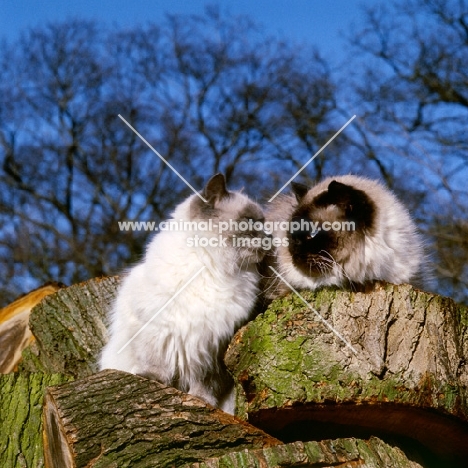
[291,227,323,243]
[308,230,319,239]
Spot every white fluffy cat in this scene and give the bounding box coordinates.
[261,175,426,298]
[100,174,266,414]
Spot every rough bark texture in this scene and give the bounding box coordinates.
[3,278,467,467]
[0,283,63,373]
[0,373,71,468]
[225,283,468,466]
[188,437,424,468]
[43,369,281,468]
[19,277,119,378]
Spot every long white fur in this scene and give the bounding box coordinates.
[267,175,425,291]
[100,194,262,414]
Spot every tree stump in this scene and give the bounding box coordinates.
[42,369,281,468]
[225,283,468,466]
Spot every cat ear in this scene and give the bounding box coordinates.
[327,180,352,196]
[203,173,230,206]
[291,182,309,201]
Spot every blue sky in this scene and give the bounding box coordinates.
[0,0,374,62]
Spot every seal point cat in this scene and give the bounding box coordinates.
[261,175,426,299]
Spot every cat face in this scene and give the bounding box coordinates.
[218,193,268,264]
[190,174,268,265]
[288,180,376,278]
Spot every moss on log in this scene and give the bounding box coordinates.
[188,437,424,468]
[43,370,281,468]
[0,373,71,468]
[19,277,119,378]
[225,283,468,466]
[3,277,465,467]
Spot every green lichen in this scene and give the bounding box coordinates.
[0,373,72,468]
[186,438,424,467]
[229,286,468,420]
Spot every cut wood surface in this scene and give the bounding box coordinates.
[0,283,63,373]
[0,372,71,468]
[225,283,468,466]
[43,369,281,468]
[2,277,466,467]
[19,276,119,378]
[188,437,424,468]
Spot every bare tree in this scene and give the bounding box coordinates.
[0,11,340,305]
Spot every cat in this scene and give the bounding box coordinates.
[260,175,426,300]
[100,173,267,414]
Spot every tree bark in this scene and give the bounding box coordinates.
[188,437,424,468]
[43,369,281,468]
[19,277,119,378]
[225,283,468,466]
[0,283,63,373]
[4,278,467,467]
[0,373,71,468]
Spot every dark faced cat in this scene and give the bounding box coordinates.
[261,175,425,299]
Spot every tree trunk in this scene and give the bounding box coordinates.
[225,283,468,467]
[0,373,71,468]
[42,369,281,468]
[19,277,119,378]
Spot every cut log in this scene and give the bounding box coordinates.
[0,372,71,468]
[225,283,468,466]
[188,437,424,468]
[0,282,63,373]
[43,369,281,468]
[3,276,464,466]
[19,277,119,378]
